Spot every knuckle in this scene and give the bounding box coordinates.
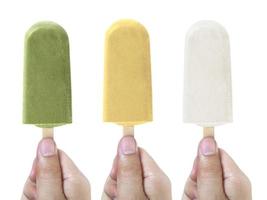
[37,163,61,179]
[199,159,222,178]
[104,183,116,198]
[119,163,142,177]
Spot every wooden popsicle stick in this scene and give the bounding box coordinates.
[203,127,214,137]
[42,128,54,138]
[123,126,134,136]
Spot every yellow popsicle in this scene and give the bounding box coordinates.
[103,20,152,127]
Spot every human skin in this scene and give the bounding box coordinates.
[182,137,252,200]
[102,136,172,200]
[21,138,91,200]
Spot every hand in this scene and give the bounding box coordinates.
[183,137,252,200]
[102,136,172,200]
[21,138,91,200]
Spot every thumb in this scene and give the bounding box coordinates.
[117,136,147,199]
[36,138,65,200]
[197,137,226,200]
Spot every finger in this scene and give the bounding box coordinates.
[59,150,91,200]
[36,138,65,200]
[110,155,118,180]
[117,136,146,199]
[183,178,197,200]
[101,192,113,200]
[22,178,37,200]
[22,158,37,200]
[103,156,118,199]
[197,137,226,200]
[220,149,252,200]
[183,157,198,200]
[190,157,198,182]
[20,194,29,200]
[181,193,191,200]
[102,176,117,200]
[140,148,172,200]
[29,158,37,183]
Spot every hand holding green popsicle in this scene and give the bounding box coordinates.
[21,138,91,200]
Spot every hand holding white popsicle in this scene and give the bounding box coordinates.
[183,21,232,137]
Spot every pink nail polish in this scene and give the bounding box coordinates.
[119,136,137,155]
[199,137,217,156]
[39,138,57,157]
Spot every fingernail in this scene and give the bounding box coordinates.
[119,136,137,155]
[199,137,217,156]
[38,138,57,157]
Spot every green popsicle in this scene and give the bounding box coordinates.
[23,21,72,136]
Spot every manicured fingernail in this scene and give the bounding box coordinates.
[199,137,217,156]
[39,138,57,157]
[119,136,137,155]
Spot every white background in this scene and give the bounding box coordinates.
[0,0,264,199]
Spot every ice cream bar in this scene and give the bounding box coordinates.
[103,20,152,127]
[183,21,232,128]
[23,21,72,129]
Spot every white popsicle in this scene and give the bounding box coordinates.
[183,21,232,135]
